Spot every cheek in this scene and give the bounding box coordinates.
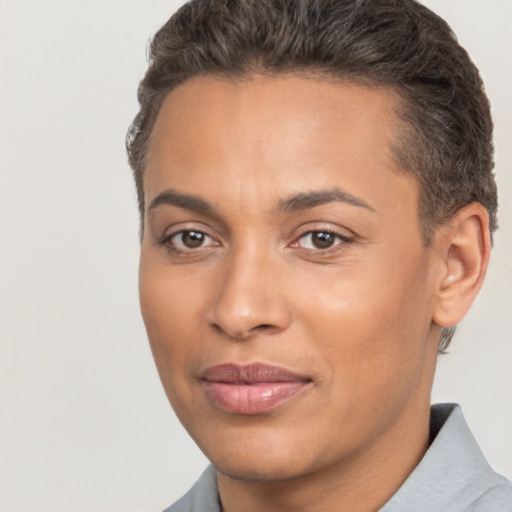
[138,260,212,425]
[298,256,434,387]
[294,266,433,452]
[138,256,204,377]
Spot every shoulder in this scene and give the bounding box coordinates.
[163,465,220,512]
[466,479,512,512]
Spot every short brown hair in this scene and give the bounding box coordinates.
[126,0,498,349]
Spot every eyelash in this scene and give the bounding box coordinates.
[158,229,218,253]
[158,228,353,255]
[291,229,352,252]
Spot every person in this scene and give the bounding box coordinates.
[126,0,512,510]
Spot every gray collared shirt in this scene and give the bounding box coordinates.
[164,404,512,511]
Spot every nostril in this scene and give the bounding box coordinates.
[210,322,279,340]
[249,324,279,335]
[207,289,292,339]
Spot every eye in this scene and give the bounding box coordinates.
[295,230,349,250]
[165,230,217,250]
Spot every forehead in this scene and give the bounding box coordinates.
[148,74,402,166]
[144,74,416,220]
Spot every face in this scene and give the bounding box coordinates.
[139,75,442,483]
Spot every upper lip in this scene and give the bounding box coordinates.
[200,363,311,384]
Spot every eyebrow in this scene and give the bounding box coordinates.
[148,189,213,214]
[278,187,376,214]
[148,186,376,215]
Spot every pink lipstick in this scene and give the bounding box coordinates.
[200,363,312,414]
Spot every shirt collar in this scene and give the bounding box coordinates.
[380,403,498,511]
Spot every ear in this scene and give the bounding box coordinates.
[432,203,491,329]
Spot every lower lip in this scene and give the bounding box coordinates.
[203,381,311,414]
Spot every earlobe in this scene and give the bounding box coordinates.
[433,203,491,329]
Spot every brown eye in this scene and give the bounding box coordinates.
[311,232,336,249]
[180,231,205,248]
[296,231,349,250]
[166,230,218,250]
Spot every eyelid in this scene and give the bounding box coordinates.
[291,223,354,242]
[288,226,355,256]
[299,230,349,244]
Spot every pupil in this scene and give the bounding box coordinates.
[182,231,204,248]
[312,232,335,249]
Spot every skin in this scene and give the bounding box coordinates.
[139,75,490,512]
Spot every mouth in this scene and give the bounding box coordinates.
[200,363,313,415]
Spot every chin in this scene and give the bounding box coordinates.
[213,455,310,483]
[192,425,323,483]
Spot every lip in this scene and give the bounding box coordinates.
[200,363,312,415]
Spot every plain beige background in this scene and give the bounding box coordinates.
[0,1,511,511]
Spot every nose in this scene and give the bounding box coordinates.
[207,248,292,340]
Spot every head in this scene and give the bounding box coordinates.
[126,0,496,497]
[127,0,497,351]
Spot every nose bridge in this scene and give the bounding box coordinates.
[208,238,290,339]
